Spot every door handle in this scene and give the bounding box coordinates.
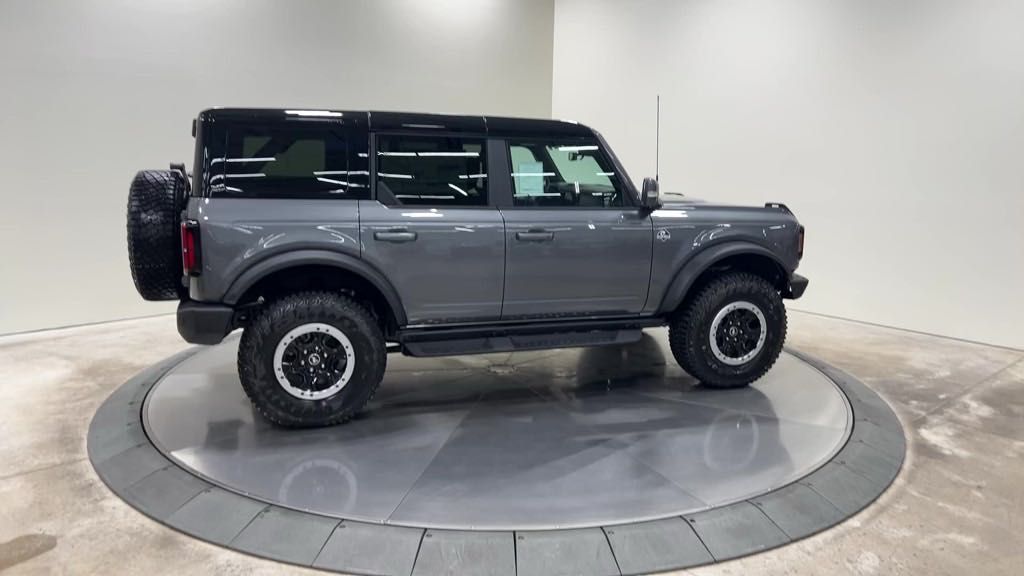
[515,230,554,242]
[374,229,418,243]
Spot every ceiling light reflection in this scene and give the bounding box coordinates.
[448,183,469,196]
[285,110,342,117]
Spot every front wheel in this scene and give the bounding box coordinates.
[669,272,787,388]
[237,291,386,427]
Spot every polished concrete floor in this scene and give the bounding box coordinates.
[1,310,1022,575]
[145,338,850,530]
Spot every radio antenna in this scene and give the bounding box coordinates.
[655,94,661,182]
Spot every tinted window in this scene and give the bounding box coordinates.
[375,135,487,206]
[216,123,368,199]
[193,117,226,197]
[508,139,624,208]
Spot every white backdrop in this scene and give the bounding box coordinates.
[3,0,1021,349]
[553,0,1024,349]
[0,0,554,334]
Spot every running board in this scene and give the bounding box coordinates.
[397,317,662,358]
[401,329,644,357]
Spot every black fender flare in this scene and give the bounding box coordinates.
[222,250,408,326]
[657,241,788,314]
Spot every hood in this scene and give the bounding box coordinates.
[655,193,767,213]
[658,192,715,209]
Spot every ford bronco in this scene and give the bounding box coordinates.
[126,108,807,427]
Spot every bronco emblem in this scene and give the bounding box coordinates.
[656,228,671,242]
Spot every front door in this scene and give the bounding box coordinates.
[359,131,504,325]
[499,138,654,319]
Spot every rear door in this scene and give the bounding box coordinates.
[359,130,505,325]
[498,137,654,319]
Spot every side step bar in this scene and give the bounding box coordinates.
[397,317,664,358]
[403,330,643,357]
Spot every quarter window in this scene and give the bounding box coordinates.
[508,139,624,208]
[375,135,487,206]
[218,124,367,199]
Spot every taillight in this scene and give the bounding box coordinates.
[181,220,201,276]
[797,226,805,259]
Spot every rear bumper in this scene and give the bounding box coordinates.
[784,273,809,299]
[177,300,235,345]
[782,274,806,301]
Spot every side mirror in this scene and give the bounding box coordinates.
[641,177,661,210]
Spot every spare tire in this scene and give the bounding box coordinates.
[127,169,187,301]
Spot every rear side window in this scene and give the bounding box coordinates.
[375,135,487,206]
[216,123,368,199]
[508,139,625,208]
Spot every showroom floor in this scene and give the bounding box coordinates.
[0,311,1021,575]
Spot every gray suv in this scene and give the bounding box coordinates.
[127,108,807,427]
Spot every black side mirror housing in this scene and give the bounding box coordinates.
[641,177,661,210]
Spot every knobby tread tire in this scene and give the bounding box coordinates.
[126,169,186,301]
[237,291,387,428]
[669,272,787,388]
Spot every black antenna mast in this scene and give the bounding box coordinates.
[655,94,661,182]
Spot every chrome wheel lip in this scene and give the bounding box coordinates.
[273,323,355,400]
[709,301,767,366]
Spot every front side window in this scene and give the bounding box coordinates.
[375,135,487,206]
[509,139,625,208]
[217,123,367,199]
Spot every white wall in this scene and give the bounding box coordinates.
[553,0,1024,349]
[0,0,554,334]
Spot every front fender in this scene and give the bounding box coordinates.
[657,241,788,314]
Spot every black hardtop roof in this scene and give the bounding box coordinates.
[199,108,597,138]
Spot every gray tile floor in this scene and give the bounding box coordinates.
[0,310,1021,575]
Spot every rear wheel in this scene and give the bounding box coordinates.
[669,272,787,388]
[238,292,386,427]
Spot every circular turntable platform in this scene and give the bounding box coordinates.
[89,329,904,575]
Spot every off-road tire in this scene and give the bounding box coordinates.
[237,291,387,428]
[126,169,187,300]
[669,272,787,388]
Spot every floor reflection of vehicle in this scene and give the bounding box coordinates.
[278,457,358,514]
[146,334,843,528]
[704,410,760,472]
[560,335,793,500]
